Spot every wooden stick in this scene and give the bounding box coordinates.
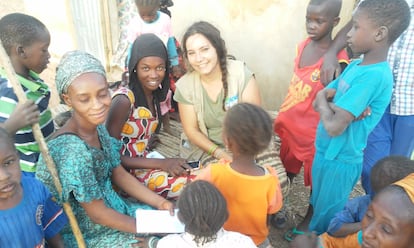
[0,40,86,248]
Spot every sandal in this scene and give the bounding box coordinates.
[284,227,306,242]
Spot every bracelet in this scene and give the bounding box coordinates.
[207,144,218,156]
[213,148,223,159]
[148,236,160,248]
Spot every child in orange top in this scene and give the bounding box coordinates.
[196,103,283,248]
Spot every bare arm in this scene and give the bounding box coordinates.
[331,222,362,237]
[111,165,173,213]
[241,76,261,105]
[313,89,354,137]
[106,95,130,139]
[81,198,137,233]
[107,95,189,175]
[0,100,40,134]
[120,156,189,177]
[320,21,352,85]
[178,102,232,161]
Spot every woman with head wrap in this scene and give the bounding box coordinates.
[106,33,194,200]
[35,50,174,247]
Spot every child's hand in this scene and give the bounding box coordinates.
[5,100,39,133]
[290,232,318,248]
[325,89,336,102]
[355,106,371,121]
[160,158,188,177]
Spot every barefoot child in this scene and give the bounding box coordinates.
[0,127,67,247]
[273,0,348,236]
[196,103,283,248]
[0,13,54,176]
[310,0,411,234]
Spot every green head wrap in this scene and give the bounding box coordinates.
[55,50,106,100]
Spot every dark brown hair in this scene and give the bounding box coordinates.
[181,21,229,111]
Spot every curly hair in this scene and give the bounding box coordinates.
[357,0,411,44]
[177,180,228,245]
[181,21,229,111]
[370,156,414,194]
[223,103,272,156]
[0,13,48,55]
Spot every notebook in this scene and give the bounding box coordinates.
[135,209,185,233]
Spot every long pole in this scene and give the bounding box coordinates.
[0,41,86,248]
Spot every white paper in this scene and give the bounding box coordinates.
[136,209,185,233]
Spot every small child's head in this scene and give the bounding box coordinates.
[0,127,21,208]
[352,0,411,45]
[0,13,50,74]
[362,173,414,247]
[223,103,272,157]
[177,180,228,245]
[306,0,342,41]
[134,0,160,22]
[370,156,414,196]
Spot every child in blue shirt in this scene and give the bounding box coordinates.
[309,0,411,234]
[0,127,67,247]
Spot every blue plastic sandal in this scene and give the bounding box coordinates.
[284,227,306,242]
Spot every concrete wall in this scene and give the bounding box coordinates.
[169,0,356,110]
[22,0,357,110]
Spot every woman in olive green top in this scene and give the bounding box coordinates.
[174,21,261,163]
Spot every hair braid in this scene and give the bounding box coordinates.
[220,55,229,111]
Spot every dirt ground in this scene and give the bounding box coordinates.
[0,2,365,248]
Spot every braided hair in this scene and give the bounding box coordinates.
[177,180,228,245]
[181,21,229,111]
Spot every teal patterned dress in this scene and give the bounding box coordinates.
[36,125,151,247]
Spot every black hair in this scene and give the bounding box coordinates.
[127,33,170,132]
[177,180,228,245]
[224,103,272,156]
[181,21,229,111]
[0,13,48,55]
[308,0,342,17]
[0,127,16,151]
[134,0,160,7]
[357,0,411,44]
[370,156,414,194]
